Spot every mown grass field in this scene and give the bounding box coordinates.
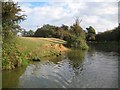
[16,37,68,62]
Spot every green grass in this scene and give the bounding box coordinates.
[2,36,68,70]
[16,37,67,61]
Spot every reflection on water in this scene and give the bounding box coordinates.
[2,43,119,88]
[88,42,119,52]
[67,50,86,70]
[2,66,27,88]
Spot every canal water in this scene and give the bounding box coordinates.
[2,43,119,88]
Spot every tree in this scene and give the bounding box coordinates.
[28,30,34,36]
[86,26,96,34]
[68,18,88,49]
[61,24,69,31]
[55,26,70,40]
[2,2,26,43]
[21,30,34,37]
[95,25,120,41]
[2,1,26,70]
[86,26,96,41]
[70,18,83,37]
[34,18,88,50]
[34,24,56,37]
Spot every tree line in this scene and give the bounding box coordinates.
[32,18,89,49]
[95,24,120,42]
[28,22,119,44]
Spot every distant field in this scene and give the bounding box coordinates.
[19,37,66,44]
[31,37,67,44]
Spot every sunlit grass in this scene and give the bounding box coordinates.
[16,37,68,61]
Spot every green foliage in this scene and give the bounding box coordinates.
[95,24,120,41]
[21,30,34,37]
[56,28,70,40]
[61,24,69,31]
[34,18,88,50]
[2,42,29,70]
[86,26,96,34]
[2,2,26,43]
[70,18,83,37]
[2,2,26,70]
[86,26,96,41]
[34,24,57,37]
[66,18,88,50]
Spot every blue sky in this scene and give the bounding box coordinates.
[17,1,118,33]
[19,2,49,8]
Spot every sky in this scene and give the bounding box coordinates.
[14,0,119,33]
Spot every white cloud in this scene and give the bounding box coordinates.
[12,0,119,2]
[85,16,99,24]
[20,6,32,15]
[19,2,118,33]
[33,6,68,20]
[93,3,118,15]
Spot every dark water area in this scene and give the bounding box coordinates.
[88,41,120,52]
[2,43,119,88]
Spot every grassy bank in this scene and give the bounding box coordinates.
[2,37,69,70]
[16,37,68,58]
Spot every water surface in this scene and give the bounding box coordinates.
[2,44,119,88]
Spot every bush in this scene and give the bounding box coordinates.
[2,42,29,70]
